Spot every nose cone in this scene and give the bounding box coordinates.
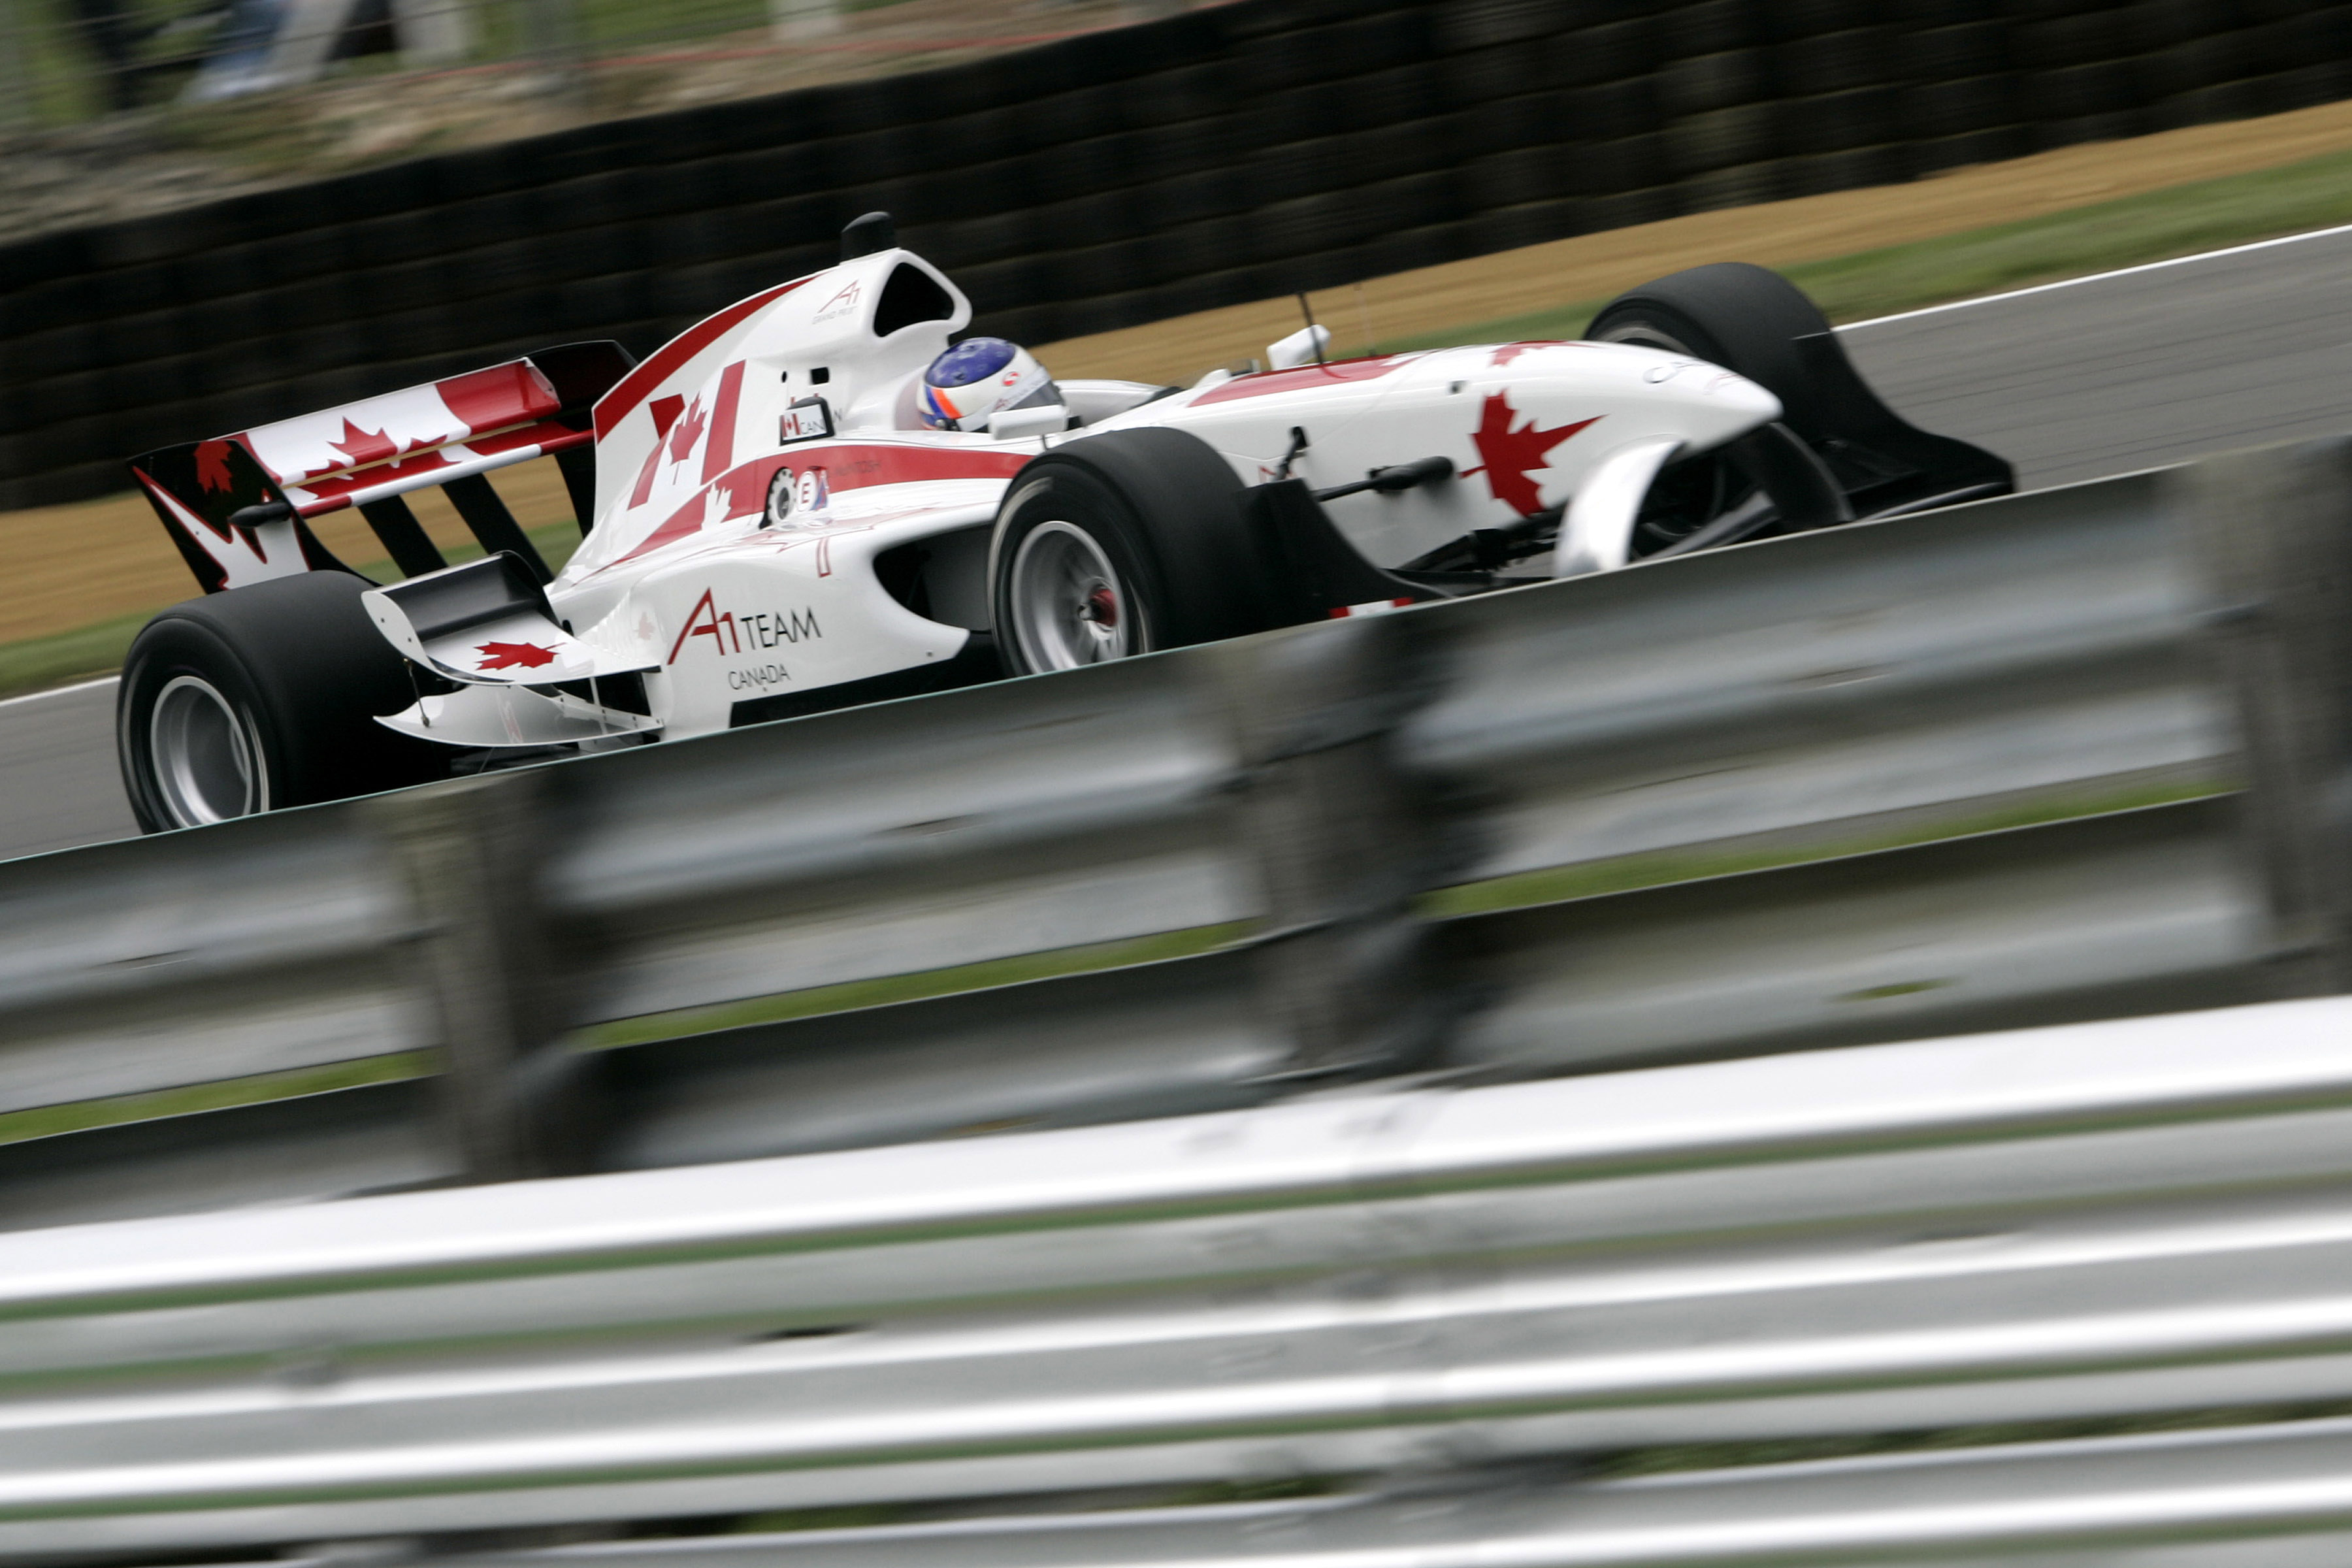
[1697,365,1781,423]
[1620,351,1782,447]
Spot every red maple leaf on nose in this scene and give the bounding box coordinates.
[194,439,236,493]
[475,640,557,671]
[1488,342,1566,368]
[667,397,707,465]
[1458,393,1599,516]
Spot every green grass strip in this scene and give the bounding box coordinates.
[1381,142,2352,352]
[0,1053,429,1149]
[572,921,1257,1051]
[1420,776,2232,919]
[0,609,157,701]
[0,518,585,702]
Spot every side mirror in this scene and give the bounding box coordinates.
[1266,324,1330,371]
[987,404,1070,441]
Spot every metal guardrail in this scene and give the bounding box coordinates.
[10,990,2352,1559]
[1,435,2347,1230]
[246,1416,2352,1565]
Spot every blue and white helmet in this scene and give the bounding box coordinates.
[919,338,1060,431]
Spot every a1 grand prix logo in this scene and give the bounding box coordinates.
[666,587,821,672]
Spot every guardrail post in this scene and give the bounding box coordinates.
[371,772,594,1182]
[2178,435,2352,997]
[1218,615,1450,1080]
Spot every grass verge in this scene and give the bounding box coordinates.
[0,1052,427,1147]
[0,517,585,702]
[1380,141,2352,351]
[1419,777,2232,919]
[572,922,1255,1051]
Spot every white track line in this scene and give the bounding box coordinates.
[0,675,118,711]
[1839,220,2352,332]
[5,223,2346,719]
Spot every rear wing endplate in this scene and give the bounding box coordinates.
[128,342,634,595]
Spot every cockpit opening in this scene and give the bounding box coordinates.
[875,264,956,338]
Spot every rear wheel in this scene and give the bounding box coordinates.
[990,428,1275,676]
[118,572,447,832]
[145,673,267,825]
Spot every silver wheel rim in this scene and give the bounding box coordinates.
[1007,521,1134,670]
[149,675,265,826]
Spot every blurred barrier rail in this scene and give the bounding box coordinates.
[10,990,2352,1556]
[227,1416,2352,1566]
[0,433,2347,1232]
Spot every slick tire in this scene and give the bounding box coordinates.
[1592,259,2014,523]
[989,427,1275,676]
[1586,261,1842,435]
[118,571,447,833]
[1587,263,1858,555]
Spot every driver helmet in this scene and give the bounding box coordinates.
[919,337,1060,431]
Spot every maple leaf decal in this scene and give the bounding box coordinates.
[329,419,400,470]
[1488,342,1565,368]
[475,640,558,671]
[193,439,236,494]
[667,396,707,465]
[1459,393,1599,516]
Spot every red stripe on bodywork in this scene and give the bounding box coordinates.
[647,395,685,440]
[1189,354,1414,406]
[438,361,562,433]
[613,443,1030,567]
[702,361,745,485]
[629,395,687,512]
[797,442,1029,490]
[467,419,591,459]
[594,278,809,439]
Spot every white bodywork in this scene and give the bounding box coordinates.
[368,248,1783,748]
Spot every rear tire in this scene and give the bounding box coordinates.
[989,428,1275,676]
[118,572,447,833]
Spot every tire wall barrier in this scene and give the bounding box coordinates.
[3,0,2348,510]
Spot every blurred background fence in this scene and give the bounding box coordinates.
[5,0,2352,510]
[2,0,1186,125]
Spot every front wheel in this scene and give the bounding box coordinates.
[989,427,1277,676]
[1588,261,2012,522]
[118,572,448,832]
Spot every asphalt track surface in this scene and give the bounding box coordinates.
[6,225,2351,861]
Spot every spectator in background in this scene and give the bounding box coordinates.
[70,0,140,111]
[183,0,291,102]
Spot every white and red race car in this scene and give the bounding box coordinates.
[118,213,2009,831]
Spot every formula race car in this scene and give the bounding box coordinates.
[117,213,2011,831]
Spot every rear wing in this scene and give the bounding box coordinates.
[127,342,634,595]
